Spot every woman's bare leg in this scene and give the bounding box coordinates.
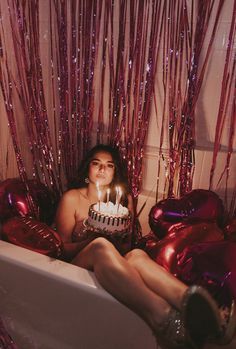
[125,249,188,311]
[72,237,172,332]
[72,239,223,347]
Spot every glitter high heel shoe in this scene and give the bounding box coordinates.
[182,285,222,347]
[155,308,199,349]
[212,300,236,345]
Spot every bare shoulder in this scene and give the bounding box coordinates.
[59,189,82,206]
[62,189,79,198]
[56,189,82,218]
[60,188,89,204]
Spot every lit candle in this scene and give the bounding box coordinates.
[106,188,110,205]
[115,186,119,206]
[117,187,122,213]
[96,181,100,201]
[119,188,122,202]
[98,189,101,210]
[115,186,122,212]
[96,181,101,210]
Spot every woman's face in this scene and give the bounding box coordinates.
[88,151,115,187]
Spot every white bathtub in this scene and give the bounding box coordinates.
[1,240,236,349]
[0,240,156,349]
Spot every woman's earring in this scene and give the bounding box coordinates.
[85,177,90,184]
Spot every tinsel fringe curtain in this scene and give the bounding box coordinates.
[0,0,235,215]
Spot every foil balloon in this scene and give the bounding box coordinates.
[224,217,236,241]
[142,221,224,275]
[176,240,236,306]
[0,318,19,349]
[0,178,58,225]
[1,216,63,258]
[149,189,225,239]
[136,232,158,250]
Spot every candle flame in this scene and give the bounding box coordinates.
[115,186,122,207]
[106,188,110,205]
[98,190,102,200]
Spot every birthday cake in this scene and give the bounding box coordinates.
[87,201,131,234]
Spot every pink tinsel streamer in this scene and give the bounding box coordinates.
[0,0,235,217]
[0,1,62,199]
[209,0,236,217]
[97,1,162,200]
[156,0,227,199]
[0,3,39,218]
[50,0,103,182]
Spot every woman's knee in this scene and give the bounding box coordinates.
[90,237,116,257]
[125,248,149,264]
[73,237,115,270]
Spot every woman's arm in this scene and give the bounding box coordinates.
[55,190,93,261]
[127,194,134,218]
[55,190,77,240]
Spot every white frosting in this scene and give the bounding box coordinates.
[93,202,129,216]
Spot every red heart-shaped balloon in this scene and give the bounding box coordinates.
[143,221,224,275]
[1,216,63,258]
[224,217,236,241]
[0,178,57,225]
[149,189,225,239]
[176,240,236,306]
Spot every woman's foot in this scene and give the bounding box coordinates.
[182,286,222,347]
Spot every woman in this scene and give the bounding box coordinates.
[56,144,233,349]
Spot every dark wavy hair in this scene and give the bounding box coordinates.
[69,144,130,205]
